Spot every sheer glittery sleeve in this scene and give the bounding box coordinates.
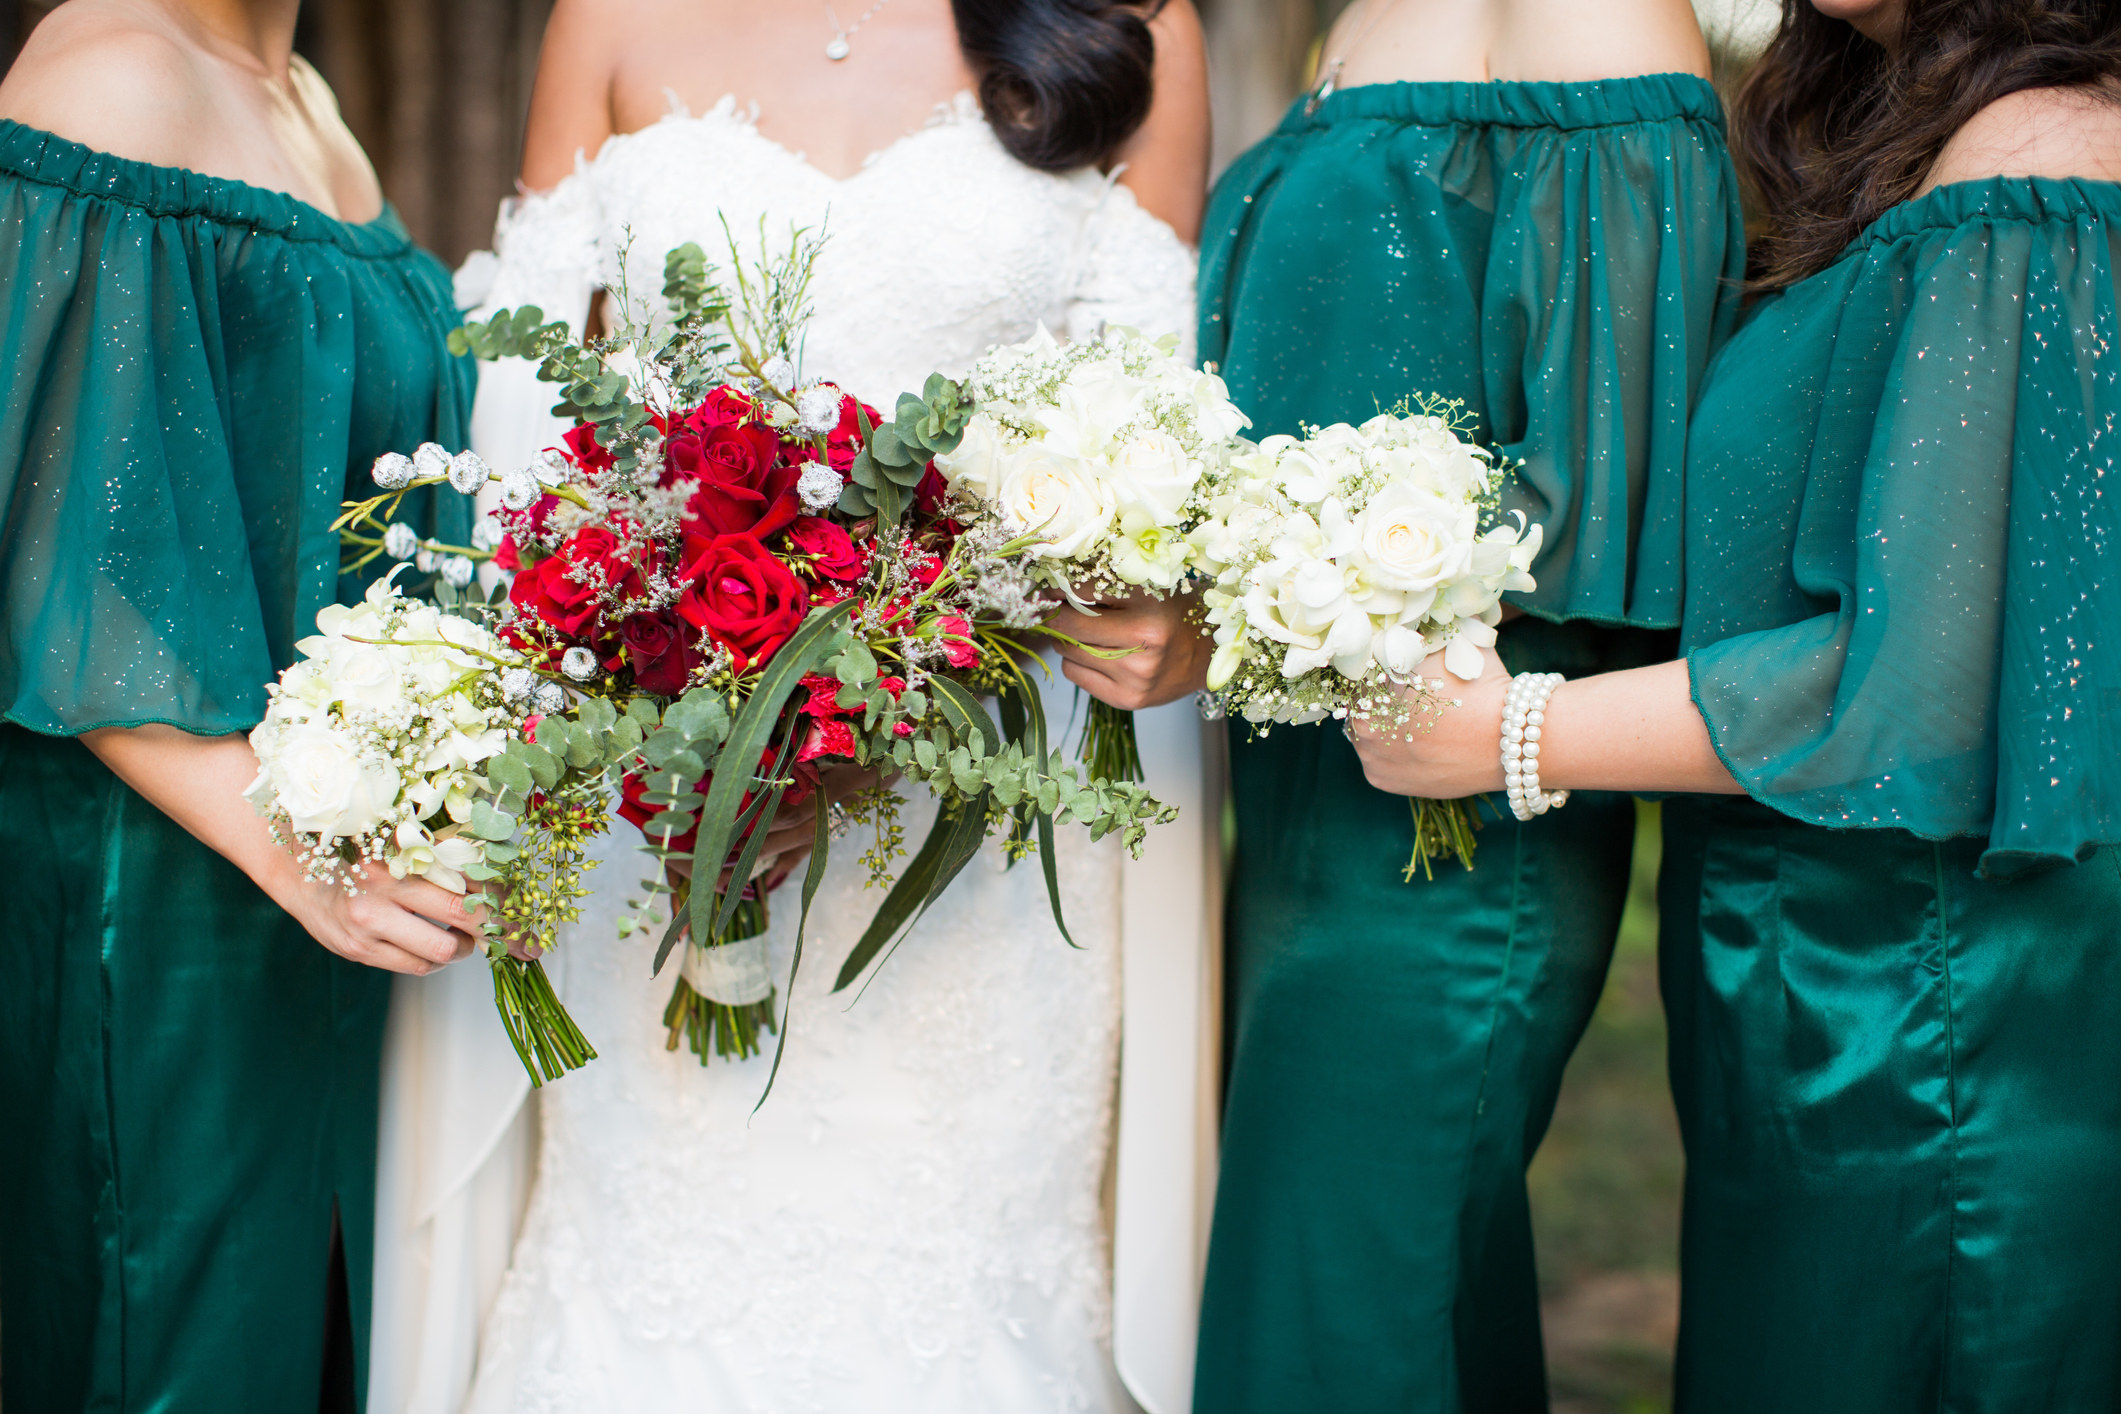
[0,122,473,737]
[1684,178,2121,875]
[1198,75,1744,631]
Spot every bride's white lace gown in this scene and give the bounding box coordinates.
[370,95,1220,1414]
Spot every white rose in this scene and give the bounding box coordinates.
[997,446,1117,561]
[933,412,1009,500]
[270,722,400,838]
[1355,483,1476,595]
[1269,443,1342,508]
[1106,429,1202,525]
[1050,358,1147,456]
[325,641,405,715]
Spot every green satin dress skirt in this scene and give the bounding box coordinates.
[1659,796,2121,1412]
[0,727,389,1413]
[1197,746,1634,1409]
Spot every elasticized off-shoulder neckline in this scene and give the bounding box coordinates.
[1848,174,2121,254]
[0,119,415,257]
[1284,71,1725,136]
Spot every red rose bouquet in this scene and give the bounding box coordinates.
[341,234,1174,1083]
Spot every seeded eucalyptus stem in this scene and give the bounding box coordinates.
[1081,701,1144,785]
[663,890,779,1065]
[1403,797,1481,882]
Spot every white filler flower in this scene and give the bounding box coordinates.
[372,452,415,490]
[447,450,491,495]
[796,462,843,511]
[561,646,599,681]
[383,522,420,561]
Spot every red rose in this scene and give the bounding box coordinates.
[508,525,650,641]
[823,394,885,474]
[664,386,755,442]
[564,423,614,477]
[509,552,599,639]
[784,517,865,581]
[669,420,801,540]
[914,464,950,516]
[675,532,808,671]
[621,611,695,696]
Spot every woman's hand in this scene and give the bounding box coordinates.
[82,725,485,975]
[278,863,489,975]
[1347,646,1512,799]
[662,762,888,898]
[1045,592,1215,710]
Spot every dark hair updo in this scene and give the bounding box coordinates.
[1734,0,2121,290]
[953,0,1163,172]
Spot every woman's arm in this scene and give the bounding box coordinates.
[1108,0,1210,244]
[1345,648,1741,798]
[85,726,485,975]
[518,0,626,190]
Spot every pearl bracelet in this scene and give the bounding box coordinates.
[1501,672,1571,823]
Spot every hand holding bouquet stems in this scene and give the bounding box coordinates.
[286,229,1178,1087]
[927,325,1250,782]
[1187,399,1540,880]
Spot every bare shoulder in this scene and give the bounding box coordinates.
[1493,0,1710,84]
[519,0,635,189]
[1925,85,2121,192]
[0,3,213,166]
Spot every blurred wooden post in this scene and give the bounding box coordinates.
[298,0,552,265]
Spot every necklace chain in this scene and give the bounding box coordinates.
[1306,0,1403,114]
[822,0,896,60]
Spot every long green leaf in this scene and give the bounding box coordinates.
[682,602,855,964]
[713,727,801,935]
[833,804,956,990]
[754,794,832,1113]
[847,790,993,1001]
[1017,679,1076,948]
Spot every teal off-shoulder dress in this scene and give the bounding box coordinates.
[1194,76,1742,1410]
[0,124,473,1413]
[1667,177,2121,1410]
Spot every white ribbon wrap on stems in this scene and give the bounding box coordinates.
[680,933,774,1005]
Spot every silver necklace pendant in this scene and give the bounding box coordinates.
[824,33,850,59]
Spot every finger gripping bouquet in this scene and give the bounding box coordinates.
[1189,399,1541,879]
[245,570,601,1081]
[394,229,1177,1083]
[927,325,1251,781]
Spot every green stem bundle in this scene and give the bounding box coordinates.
[1082,700,1144,785]
[1404,797,1481,882]
[663,891,778,1065]
[492,955,597,1085]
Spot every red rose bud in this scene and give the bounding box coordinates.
[675,532,808,673]
[784,517,866,581]
[621,611,696,696]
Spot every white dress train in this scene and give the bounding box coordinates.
[369,94,1220,1414]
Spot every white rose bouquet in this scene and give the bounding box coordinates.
[246,568,603,1081]
[932,325,1250,780]
[1190,400,1541,878]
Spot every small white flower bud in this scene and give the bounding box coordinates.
[440,555,475,588]
[795,382,842,437]
[761,355,796,391]
[415,546,438,573]
[383,522,419,560]
[446,450,491,495]
[532,681,567,715]
[499,466,540,511]
[470,517,504,552]
[561,646,599,681]
[500,667,536,704]
[796,462,843,511]
[372,452,415,490]
[412,442,451,480]
[532,448,571,486]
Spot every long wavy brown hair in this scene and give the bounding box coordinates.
[1734,0,2121,289]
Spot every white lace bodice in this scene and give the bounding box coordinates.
[447,95,1203,1414]
[471,93,1195,410]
